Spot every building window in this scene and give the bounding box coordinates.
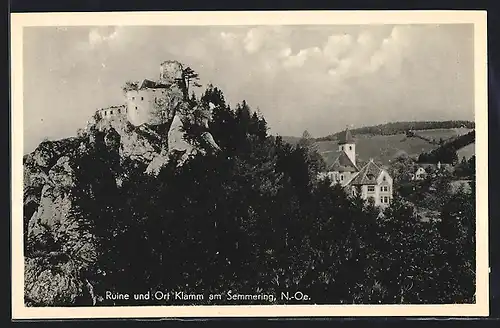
[110,110,113,115]
[349,146,352,150]
[381,186,388,192]
[383,176,386,182]
[132,96,135,100]
[383,196,389,204]
[141,97,144,101]
[104,111,107,116]
[117,109,120,114]
[341,175,344,181]
[135,106,138,110]
[367,185,375,192]
[341,146,343,151]
[380,197,384,204]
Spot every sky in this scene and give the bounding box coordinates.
[23,24,474,153]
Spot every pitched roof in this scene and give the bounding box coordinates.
[321,150,341,168]
[348,160,383,185]
[418,163,453,171]
[338,128,354,144]
[139,79,171,90]
[328,151,358,172]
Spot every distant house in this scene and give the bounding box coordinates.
[319,128,394,207]
[411,167,427,181]
[415,161,453,178]
[348,159,393,207]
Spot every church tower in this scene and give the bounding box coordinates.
[338,128,356,167]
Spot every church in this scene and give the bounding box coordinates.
[320,128,394,207]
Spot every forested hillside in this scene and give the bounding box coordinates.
[417,130,475,164]
[317,120,474,141]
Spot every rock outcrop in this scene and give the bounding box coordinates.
[23,62,221,305]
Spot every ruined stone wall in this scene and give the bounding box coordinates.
[159,60,183,85]
[96,105,127,120]
[126,88,172,126]
[125,85,185,127]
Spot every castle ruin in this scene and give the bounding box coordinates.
[95,61,185,127]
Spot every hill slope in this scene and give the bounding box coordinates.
[287,121,475,167]
[317,120,474,141]
[457,143,475,160]
[317,133,438,167]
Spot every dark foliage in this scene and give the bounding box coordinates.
[455,155,476,179]
[417,130,475,164]
[25,86,476,306]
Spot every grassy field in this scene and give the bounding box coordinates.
[457,142,475,160]
[281,127,473,167]
[316,133,438,166]
[281,136,302,145]
[413,128,472,141]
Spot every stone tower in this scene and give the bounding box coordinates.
[159,60,183,85]
[338,128,356,167]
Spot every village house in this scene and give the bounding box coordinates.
[415,161,453,179]
[411,167,427,181]
[320,128,394,207]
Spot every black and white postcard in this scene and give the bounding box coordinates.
[11,11,489,319]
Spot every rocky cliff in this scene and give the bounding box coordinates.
[23,66,221,305]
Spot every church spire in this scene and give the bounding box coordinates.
[338,127,354,145]
[338,126,356,167]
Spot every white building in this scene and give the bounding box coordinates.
[411,167,427,181]
[321,128,394,207]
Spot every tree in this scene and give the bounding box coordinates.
[298,130,316,151]
[389,153,416,183]
[121,81,139,94]
[468,155,476,179]
[436,186,476,302]
[178,66,202,99]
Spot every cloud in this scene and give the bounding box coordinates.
[219,31,239,49]
[366,26,413,75]
[356,31,373,46]
[323,34,353,61]
[278,26,413,83]
[88,27,121,48]
[283,47,322,68]
[206,24,473,135]
[243,28,267,53]
[243,26,290,54]
[23,24,474,152]
[328,58,353,77]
